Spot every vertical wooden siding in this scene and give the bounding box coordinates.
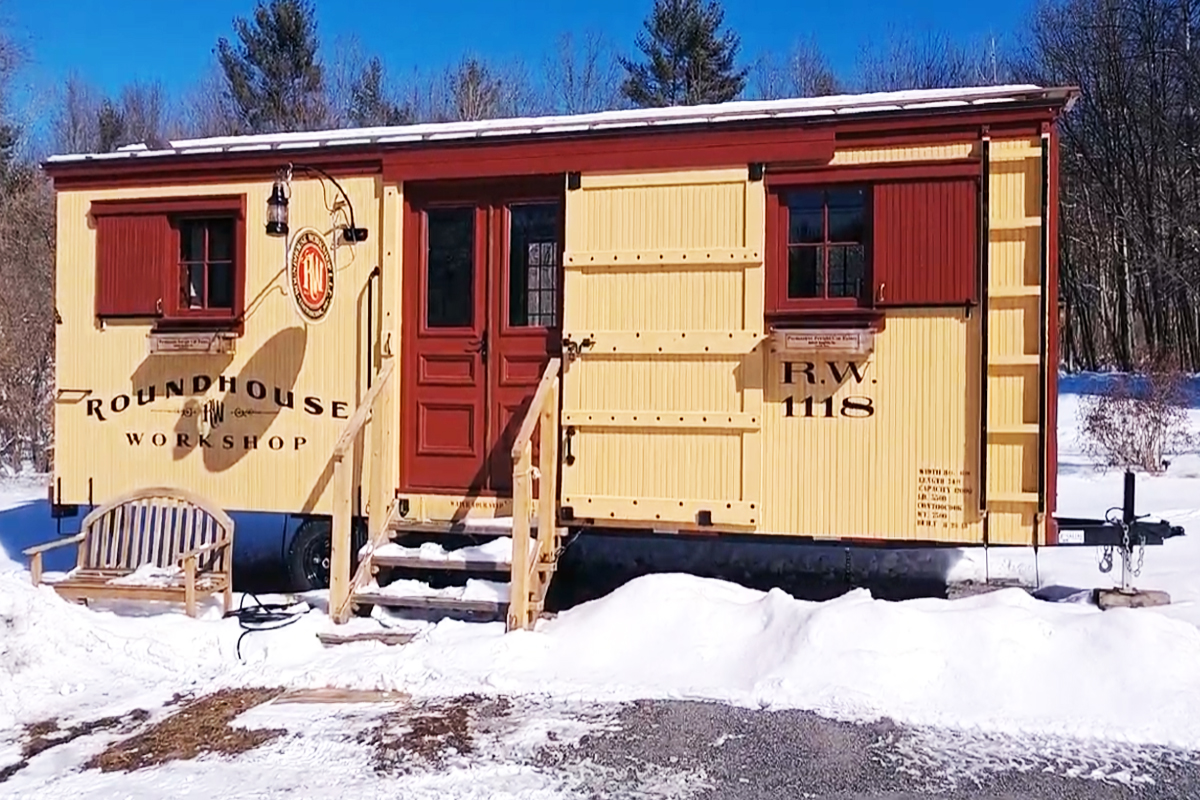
[873,178,978,306]
[54,175,398,515]
[560,168,765,528]
[760,310,984,542]
[830,142,978,165]
[94,213,171,317]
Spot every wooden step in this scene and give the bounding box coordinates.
[316,630,416,647]
[371,552,511,572]
[386,518,523,536]
[352,591,508,615]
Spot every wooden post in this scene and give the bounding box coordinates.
[536,377,559,607]
[183,555,197,618]
[508,444,532,631]
[30,551,42,586]
[330,455,353,623]
[368,393,387,548]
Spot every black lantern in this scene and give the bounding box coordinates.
[266,179,289,237]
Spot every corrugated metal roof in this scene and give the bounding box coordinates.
[45,84,1078,164]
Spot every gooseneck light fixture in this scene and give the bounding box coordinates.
[264,163,369,243]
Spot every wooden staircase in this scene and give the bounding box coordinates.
[341,515,563,622]
[326,358,566,636]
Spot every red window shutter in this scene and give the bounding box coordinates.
[871,178,978,306]
[94,213,171,317]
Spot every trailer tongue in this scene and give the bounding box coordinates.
[1054,470,1186,606]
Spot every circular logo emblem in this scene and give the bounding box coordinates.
[288,227,334,323]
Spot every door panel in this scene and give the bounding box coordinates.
[404,204,489,492]
[402,185,563,497]
[488,201,562,492]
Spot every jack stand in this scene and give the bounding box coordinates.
[1094,471,1172,610]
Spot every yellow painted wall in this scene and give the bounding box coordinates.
[561,167,765,529]
[760,310,983,542]
[54,175,401,516]
[562,139,1047,545]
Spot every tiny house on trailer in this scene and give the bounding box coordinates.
[48,82,1138,627]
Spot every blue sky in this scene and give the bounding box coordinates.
[7,0,1029,99]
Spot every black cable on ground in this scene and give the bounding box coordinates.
[224,592,314,661]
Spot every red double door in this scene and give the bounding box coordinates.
[401,181,563,495]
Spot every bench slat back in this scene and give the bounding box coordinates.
[79,487,234,574]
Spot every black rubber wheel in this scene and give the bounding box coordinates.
[285,517,368,592]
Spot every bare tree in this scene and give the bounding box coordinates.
[0,166,54,472]
[118,81,172,148]
[180,64,243,138]
[543,29,624,114]
[51,76,175,153]
[51,75,100,153]
[853,27,1010,92]
[403,56,541,123]
[1019,0,1200,371]
[749,38,839,100]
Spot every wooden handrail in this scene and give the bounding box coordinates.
[329,356,396,623]
[332,358,396,462]
[507,357,562,632]
[511,359,562,459]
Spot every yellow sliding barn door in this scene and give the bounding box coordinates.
[559,168,765,531]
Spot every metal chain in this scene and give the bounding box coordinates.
[1133,542,1145,578]
[1099,545,1114,573]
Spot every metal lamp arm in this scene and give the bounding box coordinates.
[289,162,367,242]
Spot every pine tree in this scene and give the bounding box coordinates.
[620,0,747,107]
[348,57,412,127]
[215,0,329,134]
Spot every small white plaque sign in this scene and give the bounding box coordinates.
[774,328,875,355]
[147,331,236,356]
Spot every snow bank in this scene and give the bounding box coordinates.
[0,574,229,728]
[239,571,1200,749]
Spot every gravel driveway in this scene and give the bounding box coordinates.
[538,698,1200,799]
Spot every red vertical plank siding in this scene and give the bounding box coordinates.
[94,213,170,317]
[872,178,978,306]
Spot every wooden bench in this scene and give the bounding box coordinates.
[24,486,235,617]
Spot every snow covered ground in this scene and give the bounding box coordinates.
[2,384,1200,797]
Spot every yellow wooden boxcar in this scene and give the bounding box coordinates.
[43,84,1081,625]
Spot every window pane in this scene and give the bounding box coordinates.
[207,218,235,262]
[828,245,866,298]
[186,264,204,308]
[208,262,234,309]
[787,245,822,298]
[786,190,824,245]
[509,203,560,328]
[426,207,475,328]
[180,221,205,263]
[827,187,866,243]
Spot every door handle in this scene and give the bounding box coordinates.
[467,333,488,361]
[563,425,576,466]
[876,282,886,304]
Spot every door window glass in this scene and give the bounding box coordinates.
[508,203,560,328]
[426,207,475,328]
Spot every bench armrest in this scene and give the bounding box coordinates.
[22,532,86,556]
[178,537,232,564]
